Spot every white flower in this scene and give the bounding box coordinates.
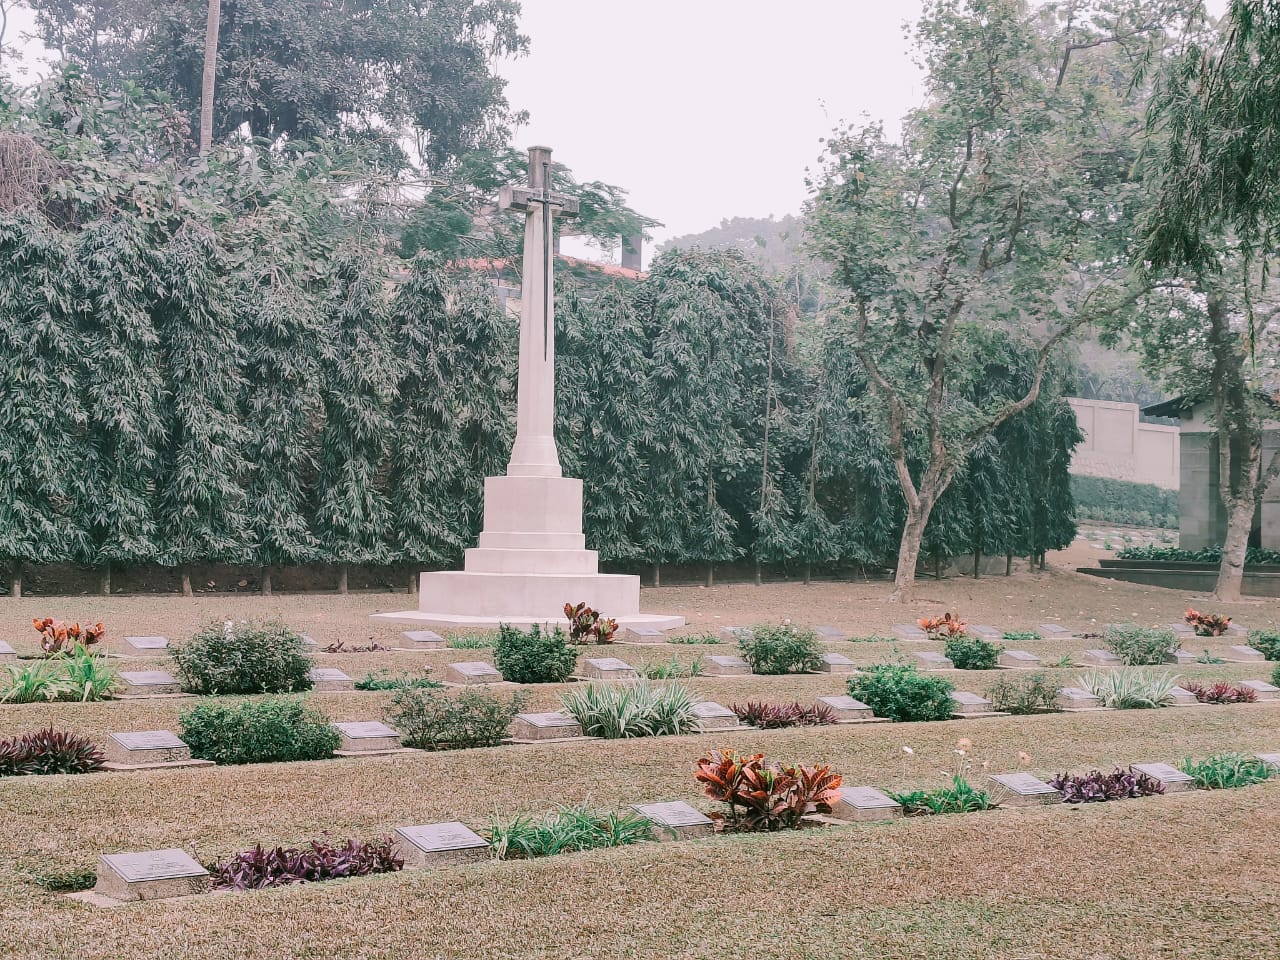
[902,746,914,755]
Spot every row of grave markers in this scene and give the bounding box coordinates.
[80,748,1280,906]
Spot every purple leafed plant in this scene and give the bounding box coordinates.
[0,727,104,777]
[730,701,838,729]
[210,836,403,890]
[1179,680,1258,705]
[1048,767,1165,803]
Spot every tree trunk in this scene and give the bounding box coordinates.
[934,554,942,581]
[706,564,714,588]
[407,571,418,595]
[337,564,349,595]
[754,558,762,587]
[973,550,980,580]
[804,561,812,586]
[100,564,111,596]
[1215,495,1254,602]
[1005,551,1013,576]
[652,563,660,588]
[10,561,22,599]
[181,568,193,597]
[260,566,272,597]
[889,505,932,603]
[199,0,221,155]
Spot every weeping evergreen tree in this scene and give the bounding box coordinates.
[152,227,251,596]
[0,217,87,598]
[74,218,166,595]
[790,362,843,584]
[558,283,653,563]
[314,251,395,593]
[388,256,514,587]
[238,279,324,595]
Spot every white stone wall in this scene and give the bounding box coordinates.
[1067,398,1180,490]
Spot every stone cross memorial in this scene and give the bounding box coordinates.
[631,801,714,841]
[375,146,681,634]
[393,822,489,868]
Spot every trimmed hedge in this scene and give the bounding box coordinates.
[1071,475,1178,529]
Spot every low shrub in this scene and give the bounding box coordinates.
[1273,661,1280,688]
[944,634,1002,670]
[1115,544,1280,564]
[0,727,104,776]
[210,836,402,889]
[919,613,966,640]
[354,670,441,692]
[321,641,391,653]
[179,697,339,765]
[695,749,843,832]
[33,618,105,656]
[1049,767,1165,803]
[1001,630,1042,642]
[560,680,696,739]
[1180,752,1275,789]
[847,664,955,722]
[1103,624,1177,666]
[985,672,1061,715]
[668,632,721,645]
[0,647,117,703]
[737,623,822,674]
[28,868,97,892]
[563,603,618,644]
[638,655,703,679]
[491,624,578,684]
[487,804,651,859]
[1179,680,1257,704]
[1248,629,1280,662]
[1072,476,1179,529]
[730,701,838,728]
[446,633,494,649]
[385,687,527,751]
[172,620,314,695]
[891,775,995,815]
[1079,668,1178,709]
[1184,608,1232,637]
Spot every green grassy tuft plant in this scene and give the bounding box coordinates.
[1079,668,1178,709]
[944,634,1002,670]
[487,804,652,859]
[736,623,822,674]
[179,696,338,765]
[384,687,527,751]
[559,680,696,739]
[985,672,1061,715]
[0,646,116,703]
[637,655,703,679]
[668,632,721,645]
[1102,624,1177,666]
[1180,752,1275,790]
[492,624,578,684]
[847,664,955,722]
[172,620,314,695]
[354,670,442,691]
[445,633,495,649]
[890,775,995,815]
[1001,630,1042,642]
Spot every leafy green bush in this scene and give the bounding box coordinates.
[384,687,527,751]
[1247,629,1280,662]
[638,655,703,679]
[1115,544,1280,564]
[891,775,995,815]
[172,620,314,695]
[559,680,696,738]
[737,624,822,675]
[944,634,1002,670]
[354,670,441,691]
[985,672,1061,715]
[1180,752,1275,789]
[1103,624,1177,666]
[491,624,578,684]
[1078,668,1178,709]
[446,633,494,649]
[487,804,652,859]
[1072,476,1178,528]
[846,665,955,722]
[668,632,721,645]
[179,697,338,765]
[1273,661,1280,688]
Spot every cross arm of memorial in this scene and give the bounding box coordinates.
[497,184,580,218]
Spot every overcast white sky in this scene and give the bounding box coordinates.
[4,0,1228,264]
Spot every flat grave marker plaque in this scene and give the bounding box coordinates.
[300,634,319,646]
[308,668,355,692]
[989,772,1061,807]
[0,640,15,661]
[702,655,751,677]
[817,695,875,722]
[1256,752,1280,770]
[951,691,997,716]
[402,630,446,650]
[631,801,714,841]
[581,657,639,681]
[1131,762,1195,793]
[123,635,169,652]
[1225,645,1265,663]
[998,650,1040,669]
[914,652,954,671]
[815,652,856,674]
[619,626,666,644]
[1240,679,1280,701]
[1168,686,1200,706]
[1081,649,1122,667]
[444,661,503,685]
[968,624,1002,642]
[892,624,928,642]
[509,712,584,742]
[1037,623,1072,638]
[118,670,182,696]
[333,721,402,753]
[102,731,206,769]
[815,626,849,642]
[690,701,739,732]
[1054,686,1103,711]
[830,786,902,822]
[393,822,488,868]
[719,626,751,642]
[95,849,211,902]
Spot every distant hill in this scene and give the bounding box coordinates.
[658,214,811,273]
